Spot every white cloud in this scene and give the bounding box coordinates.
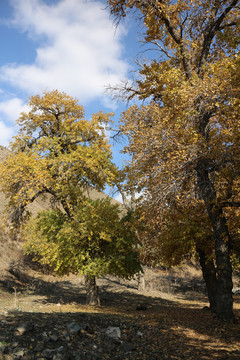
[0,121,15,146]
[0,0,129,104]
[0,97,28,146]
[0,98,28,123]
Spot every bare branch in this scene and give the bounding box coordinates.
[198,0,239,74]
[219,20,238,29]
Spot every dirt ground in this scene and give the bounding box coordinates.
[0,266,240,360]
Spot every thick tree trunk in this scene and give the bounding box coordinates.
[197,166,234,321]
[197,247,218,312]
[85,275,100,306]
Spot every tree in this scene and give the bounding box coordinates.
[0,90,141,304]
[107,0,240,321]
[22,199,141,305]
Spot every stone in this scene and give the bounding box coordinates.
[62,333,70,342]
[105,327,121,339]
[67,323,81,335]
[14,349,24,357]
[42,331,49,338]
[16,322,34,336]
[53,355,63,360]
[57,346,65,353]
[50,334,58,342]
[34,344,45,352]
[41,348,57,359]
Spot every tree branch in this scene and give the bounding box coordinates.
[198,0,239,74]
[221,201,240,208]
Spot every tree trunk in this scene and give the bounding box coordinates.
[137,271,146,291]
[197,166,234,321]
[197,247,218,312]
[85,275,100,306]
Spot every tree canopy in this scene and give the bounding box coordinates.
[0,90,115,224]
[0,90,141,304]
[107,0,240,321]
[22,198,140,280]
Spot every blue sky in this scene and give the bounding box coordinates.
[0,0,144,178]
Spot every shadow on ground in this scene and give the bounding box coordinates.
[0,305,240,360]
[1,268,240,360]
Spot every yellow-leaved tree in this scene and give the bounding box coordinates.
[108,0,240,321]
[0,90,141,305]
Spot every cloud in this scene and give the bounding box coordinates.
[0,97,28,146]
[0,121,15,146]
[0,98,28,123]
[0,0,129,104]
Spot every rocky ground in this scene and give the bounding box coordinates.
[0,267,240,360]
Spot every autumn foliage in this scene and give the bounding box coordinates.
[108,0,240,321]
[0,90,141,304]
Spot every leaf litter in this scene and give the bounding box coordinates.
[0,270,240,360]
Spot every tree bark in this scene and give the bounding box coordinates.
[85,275,100,306]
[197,247,218,312]
[197,166,234,321]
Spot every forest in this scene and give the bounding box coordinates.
[0,1,239,359]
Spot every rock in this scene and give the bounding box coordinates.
[14,349,25,356]
[62,333,70,342]
[67,322,81,335]
[105,327,121,339]
[50,334,58,342]
[41,348,57,359]
[42,331,50,342]
[67,322,91,336]
[53,355,63,360]
[57,346,65,353]
[136,330,143,338]
[16,322,34,335]
[34,343,45,352]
